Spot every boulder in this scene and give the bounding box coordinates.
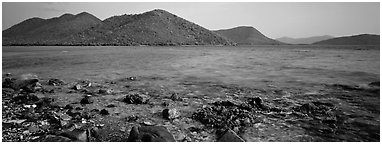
[127,126,176,142]
[162,108,180,120]
[7,78,39,92]
[217,129,245,142]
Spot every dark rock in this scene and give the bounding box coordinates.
[64,104,73,110]
[170,93,182,101]
[80,95,93,105]
[75,107,84,110]
[123,93,149,104]
[106,104,116,108]
[298,103,317,114]
[59,128,91,142]
[98,89,113,95]
[100,109,109,115]
[6,78,39,92]
[42,135,73,142]
[12,93,40,104]
[127,126,176,142]
[162,101,170,107]
[5,73,12,77]
[34,97,55,109]
[248,97,265,109]
[162,108,180,120]
[254,97,262,106]
[128,77,137,81]
[67,110,80,116]
[369,81,380,87]
[217,129,245,142]
[48,78,65,86]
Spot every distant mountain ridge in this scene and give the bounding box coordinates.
[3,9,234,46]
[276,35,334,44]
[313,34,380,45]
[214,26,283,45]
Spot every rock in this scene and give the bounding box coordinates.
[42,135,73,142]
[59,128,91,142]
[254,97,262,106]
[48,78,65,86]
[64,104,74,110]
[369,81,380,87]
[98,89,113,95]
[106,104,116,108]
[170,93,182,101]
[248,97,267,110]
[100,109,109,115]
[12,93,40,104]
[217,129,245,142]
[73,84,83,90]
[127,115,139,122]
[73,84,82,90]
[80,95,93,105]
[162,101,170,107]
[8,78,40,92]
[128,77,137,81]
[123,93,150,104]
[127,126,176,142]
[298,103,317,114]
[5,73,12,77]
[162,108,180,120]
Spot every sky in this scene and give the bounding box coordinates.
[2,2,380,39]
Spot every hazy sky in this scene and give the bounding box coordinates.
[2,2,380,38]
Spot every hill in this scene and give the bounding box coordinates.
[3,12,102,45]
[63,9,234,46]
[213,26,283,45]
[276,35,333,44]
[3,9,234,46]
[313,34,380,45]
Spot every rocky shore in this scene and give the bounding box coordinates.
[2,73,380,142]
